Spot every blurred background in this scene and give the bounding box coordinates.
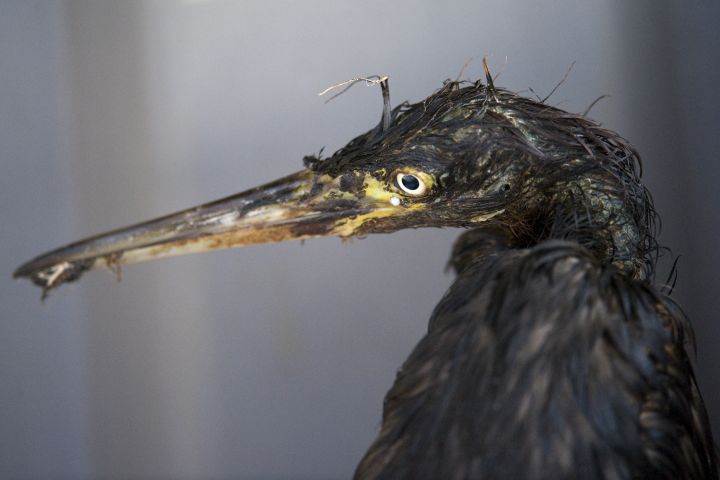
[2,1,718,478]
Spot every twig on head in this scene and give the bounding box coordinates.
[319,75,392,131]
[318,75,388,102]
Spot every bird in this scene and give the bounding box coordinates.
[14,64,718,479]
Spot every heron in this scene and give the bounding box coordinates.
[14,65,718,479]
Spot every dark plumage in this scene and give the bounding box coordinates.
[356,240,715,479]
[314,78,716,478]
[307,78,656,278]
[15,70,717,479]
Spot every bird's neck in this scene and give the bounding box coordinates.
[530,174,650,278]
[475,97,655,279]
[457,173,653,280]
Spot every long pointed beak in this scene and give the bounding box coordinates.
[14,169,405,294]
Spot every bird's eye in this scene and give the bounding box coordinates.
[396,173,427,196]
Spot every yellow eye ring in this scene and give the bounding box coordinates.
[396,172,427,196]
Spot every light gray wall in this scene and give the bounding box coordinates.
[2,1,718,478]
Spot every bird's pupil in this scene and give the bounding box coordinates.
[401,175,420,191]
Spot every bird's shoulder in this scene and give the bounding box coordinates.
[356,240,717,480]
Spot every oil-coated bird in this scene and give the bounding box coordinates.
[14,67,718,479]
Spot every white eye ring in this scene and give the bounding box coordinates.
[396,172,427,196]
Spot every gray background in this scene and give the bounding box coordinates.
[2,1,718,479]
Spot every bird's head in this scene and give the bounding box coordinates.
[14,77,655,294]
